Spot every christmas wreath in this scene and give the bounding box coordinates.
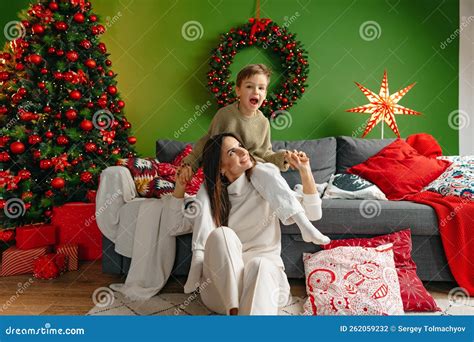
[207,18,309,118]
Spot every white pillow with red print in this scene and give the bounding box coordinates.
[302,243,404,316]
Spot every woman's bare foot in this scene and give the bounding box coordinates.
[229,308,238,315]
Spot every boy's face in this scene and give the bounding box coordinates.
[235,73,268,113]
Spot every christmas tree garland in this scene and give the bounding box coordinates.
[207,18,309,117]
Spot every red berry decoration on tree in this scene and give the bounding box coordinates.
[127,136,137,145]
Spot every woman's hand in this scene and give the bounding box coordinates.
[288,150,311,172]
[173,165,193,198]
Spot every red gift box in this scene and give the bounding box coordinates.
[0,245,50,276]
[52,202,102,260]
[55,244,78,271]
[16,224,56,250]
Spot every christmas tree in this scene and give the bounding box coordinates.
[0,0,137,229]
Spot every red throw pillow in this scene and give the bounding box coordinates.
[406,133,443,159]
[118,145,204,197]
[347,139,451,200]
[323,229,440,312]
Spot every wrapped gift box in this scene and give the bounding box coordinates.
[16,224,56,250]
[52,202,102,260]
[55,244,78,271]
[0,245,50,276]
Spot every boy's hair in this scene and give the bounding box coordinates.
[236,64,271,87]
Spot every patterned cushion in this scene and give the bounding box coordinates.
[322,229,440,312]
[322,173,387,200]
[117,145,204,198]
[424,156,474,199]
[302,244,404,315]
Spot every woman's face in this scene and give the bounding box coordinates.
[220,136,253,182]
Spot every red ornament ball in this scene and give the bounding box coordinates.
[55,21,68,31]
[56,135,69,145]
[51,177,65,189]
[65,109,77,120]
[66,50,79,62]
[18,169,31,180]
[28,54,42,65]
[127,136,137,145]
[0,151,10,162]
[85,58,96,68]
[56,49,64,56]
[73,12,85,23]
[28,134,42,145]
[45,131,54,139]
[85,142,97,153]
[80,39,92,49]
[10,141,25,154]
[15,63,25,71]
[80,119,94,131]
[80,171,93,183]
[117,100,125,108]
[89,14,97,22]
[32,24,45,35]
[49,2,58,11]
[40,159,52,169]
[98,42,107,54]
[107,85,117,95]
[69,90,82,100]
[105,59,112,66]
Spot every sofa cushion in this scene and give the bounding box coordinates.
[281,199,439,236]
[280,137,336,186]
[157,137,337,186]
[336,136,396,173]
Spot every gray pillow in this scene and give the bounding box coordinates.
[278,137,337,187]
[336,136,397,174]
[156,140,191,162]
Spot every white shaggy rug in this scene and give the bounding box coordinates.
[87,288,474,316]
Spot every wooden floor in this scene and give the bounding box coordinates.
[0,260,451,315]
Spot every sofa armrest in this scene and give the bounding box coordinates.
[96,166,142,242]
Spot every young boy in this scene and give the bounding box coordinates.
[182,64,330,293]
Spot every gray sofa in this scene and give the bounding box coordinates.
[101,136,454,282]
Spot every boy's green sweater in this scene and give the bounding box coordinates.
[182,102,288,171]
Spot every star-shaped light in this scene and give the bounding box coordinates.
[346,70,421,138]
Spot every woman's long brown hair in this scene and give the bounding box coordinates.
[201,133,254,227]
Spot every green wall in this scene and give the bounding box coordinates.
[1,0,459,156]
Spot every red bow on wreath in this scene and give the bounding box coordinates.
[249,18,272,39]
